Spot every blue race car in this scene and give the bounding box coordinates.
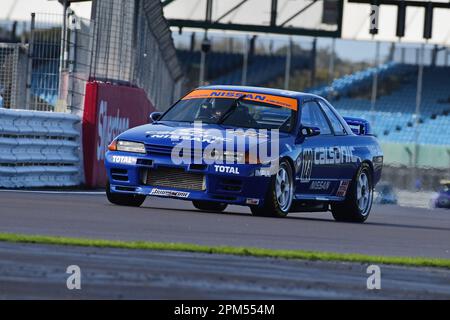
[105,86,383,222]
[431,180,450,209]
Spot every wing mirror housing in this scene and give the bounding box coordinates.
[149,111,162,123]
[295,126,320,144]
[300,126,321,137]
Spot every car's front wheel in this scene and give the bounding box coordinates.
[251,160,294,218]
[106,181,146,207]
[331,163,373,223]
[192,200,228,212]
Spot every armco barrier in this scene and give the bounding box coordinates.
[0,108,81,188]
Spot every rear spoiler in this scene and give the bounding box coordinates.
[343,117,373,135]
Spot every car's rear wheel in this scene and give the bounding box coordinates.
[251,160,293,218]
[106,181,146,207]
[331,163,373,223]
[192,200,227,212]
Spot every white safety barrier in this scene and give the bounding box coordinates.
[0,108,82,188]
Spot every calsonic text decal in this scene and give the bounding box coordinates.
[299,146,359,182]
[313,146,358,165]
[145,127,268,143]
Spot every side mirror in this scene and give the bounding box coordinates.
[149,112,162,123]
[300,126,321,137]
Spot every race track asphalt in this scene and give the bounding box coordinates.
[1,242,450,299]
[0,190,449,258]
[1,190,450,299]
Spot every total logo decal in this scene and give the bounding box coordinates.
[214,165,240,174]
[149,188,190,198]
[111,155,136,165]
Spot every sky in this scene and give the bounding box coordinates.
[1,0,447,63]
[0,0,92,21]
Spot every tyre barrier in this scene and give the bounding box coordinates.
[0,108,81,188]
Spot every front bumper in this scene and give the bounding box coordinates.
[104,151,272,206]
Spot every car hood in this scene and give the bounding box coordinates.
[116,121,293,153]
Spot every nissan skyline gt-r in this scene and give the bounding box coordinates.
[105,85,383,222]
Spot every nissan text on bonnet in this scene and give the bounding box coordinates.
[105,85,383,222]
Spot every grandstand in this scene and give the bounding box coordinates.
[320,64,450,146]
[177,49,310,87]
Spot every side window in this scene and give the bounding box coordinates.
[301,101,332,135]
[318,100,346,135]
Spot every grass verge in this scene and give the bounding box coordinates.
[0,232,449,269]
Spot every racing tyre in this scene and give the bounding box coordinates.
[331,163,373,223]
[106,181,146,207]
[192,200,227,212]
[251,160,294,218]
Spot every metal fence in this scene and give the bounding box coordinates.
[26,12,93,114]
[90,0,184,110]
[1,0,184,114]
[0,43,27,109]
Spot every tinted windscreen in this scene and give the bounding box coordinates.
[160,97,296,132]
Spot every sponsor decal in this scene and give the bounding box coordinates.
[310,180,330,191]
[182,89,298,110]
[144,127,268,143]
[97,100,130,161]
[300,149,314,182]
[255,166,276,177]
[336,180,350,197]
[214,165,240,175]
[111,155,136,165]
[149,188,190,198]
[299,147,359,183]
[313,146,358,165]
[246,198,260,205]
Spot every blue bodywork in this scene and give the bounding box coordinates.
[104,85,383,209]
[434,183,450,209]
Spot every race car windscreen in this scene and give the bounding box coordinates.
[159,97,296,132]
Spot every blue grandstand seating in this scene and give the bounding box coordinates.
[177,49,309,87]
[177,50,243,80]
[211,54,308,86]
[313,64,450,146]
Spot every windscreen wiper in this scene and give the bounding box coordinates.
[217,94,247,124]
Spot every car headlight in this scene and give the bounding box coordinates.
[109,140,146,154]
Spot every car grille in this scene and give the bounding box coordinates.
[146,167,205,191]
[145,144,173,156]
[145,144,204,159]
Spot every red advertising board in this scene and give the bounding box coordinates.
[82,82,155,188]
